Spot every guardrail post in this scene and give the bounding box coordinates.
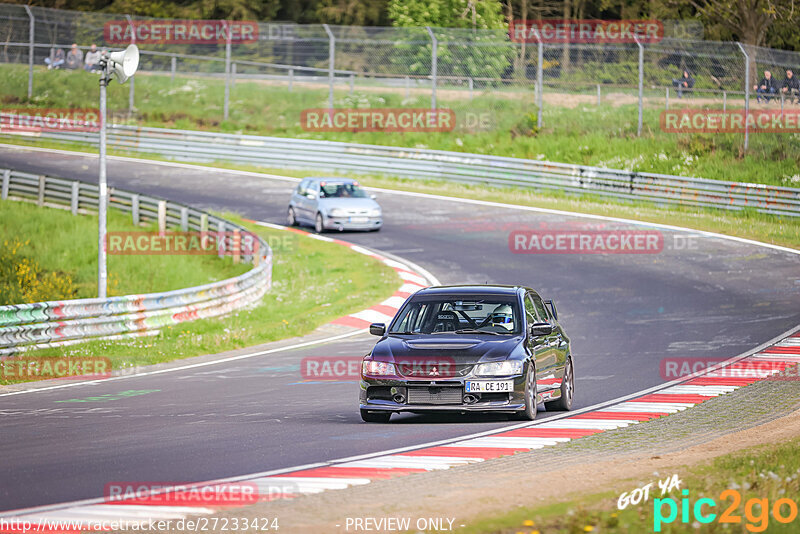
[469,78,473,100]
[536,30,543,129]
[426,27,437,111]
[157,200,166,236]
[131,194,139,225]
[224,20,232,120]
[37,175,45,207]
[24,6,34,99]
[323,24,335,110]
[232,229,241,264]
[171,56,176,82]
[665,87,669,110]
[288,68,293,92]
[71,181,79,215]
[597,84,601,106]
[635,36,643,137]
[180,207,188,231]
[737,42,750,151]
[349,73,354,94]
[1,169,9,200]
[405,76,410,100]
[217,220,226,259]
[723,91,727,112]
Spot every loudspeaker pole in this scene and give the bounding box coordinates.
[98,57,110,298]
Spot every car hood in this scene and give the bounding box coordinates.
[371,334,524,365]
[318,197,380,211]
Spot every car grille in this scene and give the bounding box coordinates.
[396,363,473,378]
[407,386,463,405]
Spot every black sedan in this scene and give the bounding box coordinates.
[359,285,573,422]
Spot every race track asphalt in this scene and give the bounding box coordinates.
[1,145,798,512]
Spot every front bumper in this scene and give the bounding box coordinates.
[323,215,382,231]
[359,376,526,414]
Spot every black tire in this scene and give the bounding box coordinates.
[360,409,391,423]
[546,356,574,411]
[287,207,298,226]
[315,213,325,234]
[509,362,537,421]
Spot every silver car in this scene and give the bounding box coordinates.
[287,177,382,233]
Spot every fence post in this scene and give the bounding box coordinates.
[736,42,750,151]
[723,91,727,112]
[426,27,438,110]
[37,175,45,207]
[349,73,354,94]
[323,24,335,110]
[131,194,139,225]
[405,75,410,99]
[171,56,176,82]
[125,15,135,115]
[180,207,188,231]
[469,78,473,100]
[23,6,34,99]
[597,84,601,106]
[665,87,669,110]
[200,213,209,249]
[71,181,79,215]
[217,220,226,259]
[1,169,10,200]
[231,62,236,89]
[288,68,293,91]
[535,30,543,129]
[224,20,232,120]
[232,229,241,264]
[157,200,167,236]
[635,36,643,137]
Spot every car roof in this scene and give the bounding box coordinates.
[414,285,534,297]
[305,177,358,183]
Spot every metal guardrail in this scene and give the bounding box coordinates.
[7,125,799,217]
[0,167,272,355]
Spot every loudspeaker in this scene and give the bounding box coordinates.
[107,44,139,84]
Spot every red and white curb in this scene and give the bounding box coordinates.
[5,329,799,527]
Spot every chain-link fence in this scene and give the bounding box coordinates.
[2,3,800,151]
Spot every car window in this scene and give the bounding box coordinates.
[390,296,521,334]
[530,294,549,322]
[319,182,368,198]
[524,294,538,324]
[295,180,308,196]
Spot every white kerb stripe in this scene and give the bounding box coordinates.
[536,419,635,429]
[398,271,429,286]
[339,456,481,470]
[348,309,394,324]
[255,477,370,493]
[398,283,426,293]
[659,385,738,395]
[382,258,411,270]
[451,437,570,449]
[380,296,407,309]
[306,233,334,242]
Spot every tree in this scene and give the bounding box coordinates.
[685,0,797,48]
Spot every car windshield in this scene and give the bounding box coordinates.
[319,182,368,198]
[389,296,521,335]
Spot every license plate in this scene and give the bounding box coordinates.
[350,217,368,223]
[465,380,513,393]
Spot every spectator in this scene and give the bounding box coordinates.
[65,44,83,70]
[84,44,101,72]
[44,47,65,70]
[672,70,694,98]
[754,70,778,103]
[781,69,799,104]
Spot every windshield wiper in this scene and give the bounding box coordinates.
[390,331,416,335]
[454,329,501,335]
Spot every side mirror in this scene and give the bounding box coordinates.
[529,322,553,336]
[370,194,377,200]
[306,191,317,199]
[369,323,386,336]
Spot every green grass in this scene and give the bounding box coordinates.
[1,63,799,186]
[457,438,800,533]
[0,199,249,302]
[0,203,401,383]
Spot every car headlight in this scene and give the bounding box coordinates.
[362,360,396,376]
[474,360,523,377]
[329,208,347,217]
[367,208,382,217]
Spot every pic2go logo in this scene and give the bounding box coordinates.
[654,489,799,532]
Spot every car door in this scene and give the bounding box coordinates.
[297,181,318,223]
[291,180,309,222]
[527,293,561,395]
[533,294,568,392]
